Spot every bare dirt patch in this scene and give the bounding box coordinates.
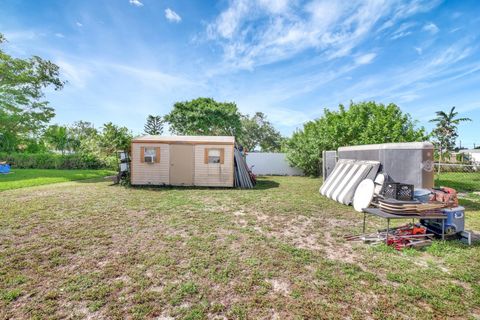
[266,279,290,296]
[322,231,359,264]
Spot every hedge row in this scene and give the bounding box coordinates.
[0,152,115,170]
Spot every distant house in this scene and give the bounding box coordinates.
[459,149,480,164]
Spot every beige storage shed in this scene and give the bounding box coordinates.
[130,135,235,187]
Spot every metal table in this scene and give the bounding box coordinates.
[362,208,447,241]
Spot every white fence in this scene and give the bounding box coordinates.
[245,153,303,176]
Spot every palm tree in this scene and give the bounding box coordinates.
[430,106,471,162]
[43,125,72,155]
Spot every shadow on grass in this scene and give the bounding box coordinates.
[459,198,480,211]
[254,179,280,190]
[127,178,280,191]
[75,177,116,183]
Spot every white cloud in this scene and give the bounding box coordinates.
[450,27,462,33]
[76,22,83,27]
[378,0,441,32]
[267,108,312,127]
[414,47,423,55]
[55,57,196,93]
[107,63,193,88]
[329,41,476,108]
[1,30,45,55]
[355,53,376,65]
[423,22,439,34]
[390,22,416,40]
[165,8,182,23]
[129,0,143,7]
[205,0,441,71]
[4,30,38,41]
[56,60,92,89]
[55,33,65,38]
[396,93,421,103]
[207,0,250,39]
[258,0,290,14]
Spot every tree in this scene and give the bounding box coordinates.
[0,33,64,152]
[144,115,164,135]
[43,124,71,155]
[69,121,98,152]
[99,122,133,154]
[238,112,283,152]
[164,97,242,136]
[429,106,471,162]
[285,101,427,176]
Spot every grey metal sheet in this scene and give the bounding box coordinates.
[338,142,434,188]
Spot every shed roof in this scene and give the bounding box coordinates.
[132,135,235,144]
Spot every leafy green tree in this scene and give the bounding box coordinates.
[285,101,427,176]
[99,122,133,154]
[43,125,71,155]
[0,33,64,152]
[22,138,49,153]
[285,121,325,176]
[238,112,283,151]
[144,115,164,135]
[70,121,97,140]
[164,97,242,136]
[429,106,471,162]
[69,121,98,152]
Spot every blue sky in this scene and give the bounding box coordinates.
[1,0,479,147]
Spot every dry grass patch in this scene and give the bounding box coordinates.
[0,176,479,319]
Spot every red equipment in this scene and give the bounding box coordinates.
[429,187,459,207]
[386,224,429,250]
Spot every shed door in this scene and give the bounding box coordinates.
[169,144,194,186]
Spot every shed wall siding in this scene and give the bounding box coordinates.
[131,143,169,185]
[194,144,234,187]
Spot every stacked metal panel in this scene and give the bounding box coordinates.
[234,148,255,188]
[320,159,380,205]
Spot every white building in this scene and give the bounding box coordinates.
[459,149,480,164]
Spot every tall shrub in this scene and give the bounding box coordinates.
[0,153,107,169]
[285,101,427,176]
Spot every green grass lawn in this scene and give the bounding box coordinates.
[0,177,479,319]
[0,168,115,191]
[435,171,480,192]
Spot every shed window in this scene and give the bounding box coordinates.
[208,149,221,163]
[143,147,157,163]
[204,148,225,164]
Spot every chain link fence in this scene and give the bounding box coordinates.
[434,163,480,193]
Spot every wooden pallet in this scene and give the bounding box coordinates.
[378,200,445,214]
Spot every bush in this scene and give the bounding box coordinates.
[0,152,113,170]
[285,101,427,176]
